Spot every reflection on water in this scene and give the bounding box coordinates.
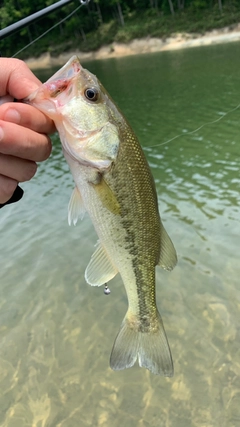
[0,43,240,426]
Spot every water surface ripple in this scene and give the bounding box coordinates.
[0,43,240,427]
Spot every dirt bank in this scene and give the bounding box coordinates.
[25,23,240,70]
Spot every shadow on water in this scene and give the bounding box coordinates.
[0,42,239,426]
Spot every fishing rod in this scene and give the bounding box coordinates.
[0,0,90,40]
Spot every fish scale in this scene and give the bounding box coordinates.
[25,55,177,376]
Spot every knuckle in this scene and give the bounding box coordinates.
[41,137,52,161]
[22,162,38,181]
[14,58,27,71]
[0,176,17,204]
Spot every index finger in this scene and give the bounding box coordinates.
[0,58,41,99]
[0,102,56,135]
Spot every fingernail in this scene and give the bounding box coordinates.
[4,108,21,124]
[0,127,4,141]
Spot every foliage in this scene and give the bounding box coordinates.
[0,0,240,58]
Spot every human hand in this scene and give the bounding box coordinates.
[0,58,55,205]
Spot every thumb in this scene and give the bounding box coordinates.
[0,58,41,99]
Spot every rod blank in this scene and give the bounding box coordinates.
[0,0,75,40]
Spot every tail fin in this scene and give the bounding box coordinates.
[110,311,173,376]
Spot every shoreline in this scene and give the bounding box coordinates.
[25,23,240,70]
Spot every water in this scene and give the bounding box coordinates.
[0,42,240,427]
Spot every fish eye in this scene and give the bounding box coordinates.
[84,88,99,102]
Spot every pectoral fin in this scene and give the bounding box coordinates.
[85,242,118,286]
[94,177,120,215]
[158,224,177,271]
[68,187,85,226]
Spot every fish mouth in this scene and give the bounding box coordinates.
[43,55,82,97]
[24,55,82,113]
[47,55,82,84]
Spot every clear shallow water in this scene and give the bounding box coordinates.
[0,42,240,427]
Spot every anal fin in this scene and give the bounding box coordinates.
[85,242,118,286]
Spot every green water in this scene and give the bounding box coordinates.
[0,42,240,427]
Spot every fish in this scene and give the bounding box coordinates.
[25,56,177,376]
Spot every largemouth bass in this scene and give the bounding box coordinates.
[26,56,177,376]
